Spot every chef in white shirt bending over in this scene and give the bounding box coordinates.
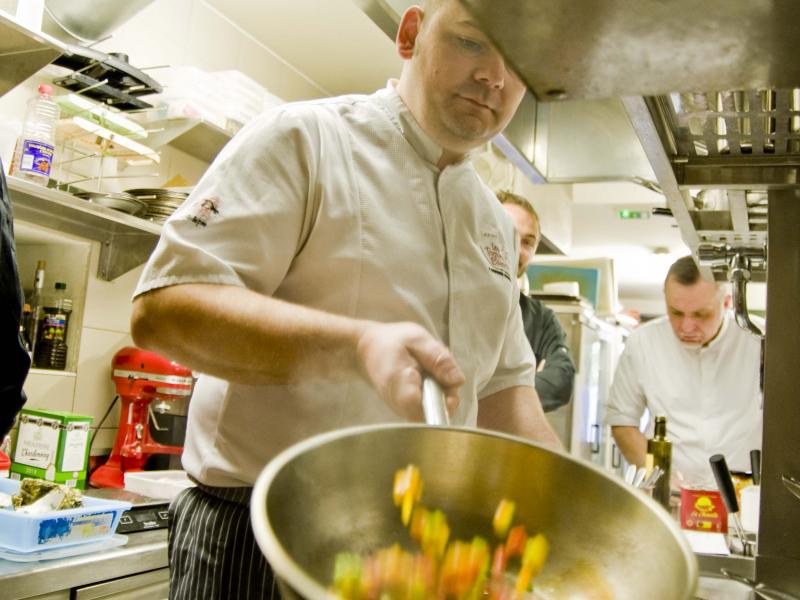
[607,255,763,485]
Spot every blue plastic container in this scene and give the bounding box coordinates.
[0,478,131,553]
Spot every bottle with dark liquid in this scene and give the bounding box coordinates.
[647,416,672,509]
[20,303,32,353]
[34,282,71,370]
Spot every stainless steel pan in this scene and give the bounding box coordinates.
[251,423,697,599]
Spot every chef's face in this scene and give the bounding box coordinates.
[395,1,526,162]
[502,202,540,277]
[664,276,731,346]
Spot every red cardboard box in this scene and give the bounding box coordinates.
[680,487,728,533]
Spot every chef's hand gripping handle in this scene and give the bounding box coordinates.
[422,376,450,426]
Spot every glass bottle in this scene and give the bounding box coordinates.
[27,260,46,360]
[647,416,672,509]
[34,282,71,370]
[20,303,33,353]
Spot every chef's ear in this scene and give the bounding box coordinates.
[397,6,424,59]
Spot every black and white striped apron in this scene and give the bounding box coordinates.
[168,483,281,599]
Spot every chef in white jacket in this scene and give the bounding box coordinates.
[607,255,763,485]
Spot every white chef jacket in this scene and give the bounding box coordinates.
[134,84,537,487]
[606,312,762,484]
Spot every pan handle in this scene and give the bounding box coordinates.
[422,376,450,426]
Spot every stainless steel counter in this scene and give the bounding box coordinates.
[0,529,168,600]
[0,526,760,599]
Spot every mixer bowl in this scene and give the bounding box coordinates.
[251,424,697,599]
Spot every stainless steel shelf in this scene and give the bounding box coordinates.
[0,10,64,97]
[147,118,232,164]
[7,176,161,280]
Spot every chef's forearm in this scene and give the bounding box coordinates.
[131,283,367,384]
[478,385,563,449]
[611,425,648,467]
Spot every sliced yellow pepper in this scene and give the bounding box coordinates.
[515,533,550,594]
[492,498,516,538]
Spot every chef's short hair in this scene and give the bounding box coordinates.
[496,190,540,229]
[667,255,701,286]
[666,255,726,296]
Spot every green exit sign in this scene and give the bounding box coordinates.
[617,209,651,220]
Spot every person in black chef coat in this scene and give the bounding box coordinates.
[498,190,576,412]
[0,158,30,439]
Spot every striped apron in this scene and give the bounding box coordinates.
[168,483,281,599]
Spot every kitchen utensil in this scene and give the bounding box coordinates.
[641,466,664,490]
[624,463,636,485]
[421,376,449,426]
[74,191,147,216]
[751,449,762,486]
[125,188,189,223]
[782,474,800,502]
[632,466,647,488]
[250,425,698,599]
[710,454,749,553]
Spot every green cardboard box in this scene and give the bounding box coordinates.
[11,409,93,489]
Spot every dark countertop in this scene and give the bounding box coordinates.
[0,529,168,600]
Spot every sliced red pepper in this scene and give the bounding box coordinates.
[504,525,528,558]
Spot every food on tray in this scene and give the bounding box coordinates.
[333,464,550,599]
[8,478,83,514]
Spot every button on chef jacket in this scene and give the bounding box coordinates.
[606,312,763,484]
[134,84,536,488]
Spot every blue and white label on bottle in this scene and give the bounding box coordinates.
[20,139,54,177]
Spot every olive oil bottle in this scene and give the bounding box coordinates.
[647,416,672,509]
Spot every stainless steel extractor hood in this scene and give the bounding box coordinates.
[454,1,800,597]
[461,0,800,102]
[355,0,661,257]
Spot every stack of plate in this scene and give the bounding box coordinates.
[74,191,147,217]
[125,188,189,223]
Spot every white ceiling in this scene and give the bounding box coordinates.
[204,0,402,96]
[206,0,688,307]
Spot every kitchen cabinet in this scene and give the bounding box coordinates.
[74,567,168,600]
[0,530,168,600]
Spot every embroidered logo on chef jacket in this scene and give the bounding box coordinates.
[187,196,220,227]
[480,229,512,280]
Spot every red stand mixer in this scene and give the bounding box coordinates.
[90,346,194,488]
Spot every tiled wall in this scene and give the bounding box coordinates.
[4,0,326,453]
